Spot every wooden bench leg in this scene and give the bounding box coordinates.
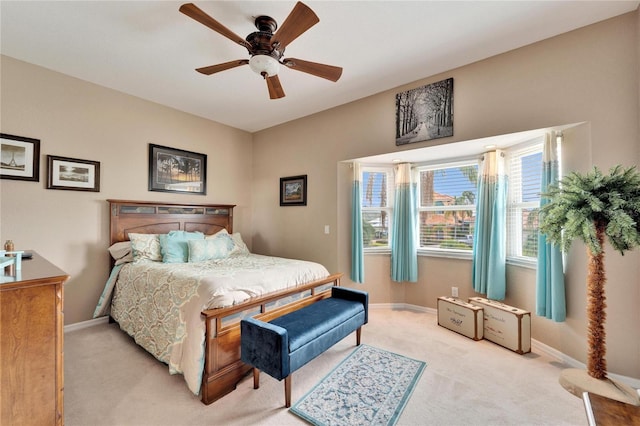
[253,368,260,389]
[356,327,361,346]
[284,375,292,408]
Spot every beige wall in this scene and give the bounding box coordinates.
[1,10,638,380]
[253,12,640,379]
[0,56,254,324]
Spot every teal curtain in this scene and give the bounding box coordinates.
[472,151,507,300]
[391,163,418,282]
[351,162,364,283]
[536,132,566,321]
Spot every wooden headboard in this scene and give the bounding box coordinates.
[108,199,235,245]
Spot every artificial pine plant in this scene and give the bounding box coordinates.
[539,165,640,380]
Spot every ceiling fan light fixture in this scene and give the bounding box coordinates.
[180,2,341,99]
[249,55,280,77]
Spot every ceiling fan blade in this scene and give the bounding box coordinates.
[196,59,249,75]
[282,58,342,82]
[266,75,285,99]
[270,2,319,50]
[179,3,251,50]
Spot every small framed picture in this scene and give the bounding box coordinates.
[1,133,41,182]
[148,144,207,195]
[280,175,307,206]
[47,155,100,192]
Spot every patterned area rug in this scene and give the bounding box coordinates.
[290,345,426,426]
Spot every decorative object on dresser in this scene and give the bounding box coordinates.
[1,240,24,278]
[46,155,100,192]
[468,297,531,354]
[437,296,483,341]
[0,133,40,182]
[99,199,342,405]
[148,144,207,195]
[280,174,307,206]
[1,252,69,426]
[539,165,640,406]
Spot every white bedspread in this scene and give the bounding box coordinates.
[94,253,329,395]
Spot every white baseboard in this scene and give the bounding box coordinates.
[67,305,640,389]
[64,316,109,333]
[531,337,640,389]
[370,302,436,315]
[371,302,640,389]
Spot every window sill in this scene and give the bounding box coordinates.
[364,248,391,255]
[506,256,537,270]
[364,248,472,261]
[418,248,473,260]
[364,249,537,269]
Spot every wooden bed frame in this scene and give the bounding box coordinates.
[107,199,341,405]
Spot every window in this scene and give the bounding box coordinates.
[417,162,478,251]
[361,167,393,249]
[507,142,543,260]
[358,134,552,262]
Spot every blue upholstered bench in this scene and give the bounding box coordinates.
[240,286,369,407]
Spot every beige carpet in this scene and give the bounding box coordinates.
[64,308,586,425]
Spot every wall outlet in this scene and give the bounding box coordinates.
[451,287,459,298]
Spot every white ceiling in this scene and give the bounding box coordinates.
[1,1,638,133]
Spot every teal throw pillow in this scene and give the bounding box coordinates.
[159,230,204,263]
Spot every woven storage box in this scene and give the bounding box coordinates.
[437,297,483,341]
[468,297,531,354]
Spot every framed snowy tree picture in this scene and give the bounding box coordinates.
[395,78,453,146]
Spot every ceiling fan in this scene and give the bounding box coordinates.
[179,2,343,100]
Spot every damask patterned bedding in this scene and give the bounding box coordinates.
[93,253,330,395]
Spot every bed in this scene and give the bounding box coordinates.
[95,199,342,405]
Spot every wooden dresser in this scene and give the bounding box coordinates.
[1,252,69,426]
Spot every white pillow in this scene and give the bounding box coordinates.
[230,232,250,254]
[206,228,229,239]
[108,241,134,265]
[129,233,162,262]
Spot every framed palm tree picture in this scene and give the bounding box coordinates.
[148,144,207,195]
